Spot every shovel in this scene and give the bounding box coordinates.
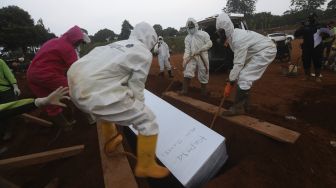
[161,56,194,97]
[210,95,226,129]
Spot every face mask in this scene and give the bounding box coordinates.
[76,46,81,58]
[189,28,196,35]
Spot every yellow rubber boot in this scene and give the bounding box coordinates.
[105,134,123,153]
[135,134,170,178]
[100,121,123,154]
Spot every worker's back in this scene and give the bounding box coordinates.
[68,39,151,113]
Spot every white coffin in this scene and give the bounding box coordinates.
[130,90,228,187]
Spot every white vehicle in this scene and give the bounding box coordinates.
[198,13,248,72]
[267,33,293,44]
[267,33,292,60]
[286,34,294,41]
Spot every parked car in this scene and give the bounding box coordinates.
[286,34,294,41]
[267,33,293,44]
[198,13,248,72]
[267,33,292,61]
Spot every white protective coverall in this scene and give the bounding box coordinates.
[68,22,159,136]
[154,37,171,72]
[216,13,277,90]
[183,18,213,84]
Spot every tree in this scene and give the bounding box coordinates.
[33,18,56,46]
[225,0,257,15]
[162,27,178,37]
[0,6,35,51]
[327,0,336,10]
[178,27,188,36]
[247,12,279,30]
[290,0,327,12]
[119,20,133,40]
[153,24,163,36]
[93,28,116,43]
[0,6,54,54]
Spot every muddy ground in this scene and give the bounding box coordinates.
[1,51,336,188]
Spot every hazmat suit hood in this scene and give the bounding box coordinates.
[186,18,199,35]
[129,22,158,50]
[61,25,90,46]
[216,13,234,44]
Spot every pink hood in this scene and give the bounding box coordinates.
[60,25,84,46]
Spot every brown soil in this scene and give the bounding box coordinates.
[1,51,336,188]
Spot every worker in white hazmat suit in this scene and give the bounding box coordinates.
[67,22,169,178]
[154,36,173,78]
[216,13,277,116]
[181,18,213,95]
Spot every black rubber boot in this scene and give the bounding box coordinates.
[178,77,191,95]
[168,70,174,78]
[201,83,207,96]
[222,86,249,116]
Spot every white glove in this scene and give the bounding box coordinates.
[34,87,70,107]
[191,49,201,57]
[13,84,21,96]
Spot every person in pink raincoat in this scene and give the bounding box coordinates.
[27,25,90,127]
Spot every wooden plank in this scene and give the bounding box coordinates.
[96,121,138,188]
[0,176,20,188]
[44,178,59,188]
[22,113,53,127]
[0,145,84,170]
[163,91,300,143]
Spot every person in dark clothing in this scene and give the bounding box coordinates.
[294,13,332,82]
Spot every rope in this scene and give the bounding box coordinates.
[103,134,137,160]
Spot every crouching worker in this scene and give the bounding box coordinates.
[68,22,169,178]
[27,25,91,127]
[216,13,277,116]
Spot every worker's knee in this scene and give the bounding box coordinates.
[133,122,159,136]
[184,68,195,78]
[237,80,252,90]
[132,107,159,135]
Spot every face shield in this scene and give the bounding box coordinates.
[187,21,196,35]
[158,37,163,45]
[82,33,91,44]
[74,30,91,57]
